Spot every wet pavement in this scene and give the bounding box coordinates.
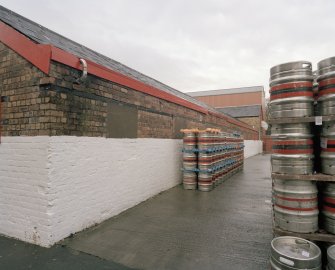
[0,154,272,270]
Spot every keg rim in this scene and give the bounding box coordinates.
[317,71,335,82]
[321,151,335,158]
[271,236,321,262]
[274,205,319,216]
[270,76,314,87]
[317,56,335,74]
[328,245,335,263]
[271,153,314,159]
[270,61,312,75]
[318,93,335,101]
[269,96,314,105]
[271,134,313,139]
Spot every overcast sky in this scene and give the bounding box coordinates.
[1,0,335,96]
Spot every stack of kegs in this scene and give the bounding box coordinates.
[198,130,216,191]
[181,129,198,190]
[181,128,244,192]
[269,61,315,174]
[317,57,335,116]
[270,236,322,270]
[197,130,244,192]
[269,58,335,270]
[269,62,317,234]
[317,57,335,176]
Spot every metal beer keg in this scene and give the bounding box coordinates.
[321,121,335,175]
[270,236,321,270]
[269,61,314,119]
[317,56,335,116]
[273,179,318,233]
[271,123,314,174]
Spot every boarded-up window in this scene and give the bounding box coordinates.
[106,103,138,138]
[173,117,186,139]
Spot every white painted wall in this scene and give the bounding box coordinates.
[0,137,183,247]
[47,137,183,244]
[244,140,263,159]
[0,137,51,246]
[0,136,261,247]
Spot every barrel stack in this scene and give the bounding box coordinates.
[318,57,335,176]
[269,58,335,269]
[317,57,335,117]
[181,128,244,192]
[316,57,335,236]
[269,61,318,233]
[181,129,198,190]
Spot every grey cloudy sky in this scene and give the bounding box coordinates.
[1,0,335,96]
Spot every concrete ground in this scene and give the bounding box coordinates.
[0,154,272,270]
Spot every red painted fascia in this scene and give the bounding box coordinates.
[0,21,51,73]
[50,47,208,114]
[0,20,257,133]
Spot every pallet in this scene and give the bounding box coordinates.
[268,115,335,124]
[272,173,335,182]
[273,227,335,243]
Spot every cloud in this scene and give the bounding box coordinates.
[2,0,335,96]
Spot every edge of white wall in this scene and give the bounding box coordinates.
[244,140,263,159]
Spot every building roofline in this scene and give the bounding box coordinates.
[186,86,264,97]
[0,6,259,133]
[215,104,262,109]
[0,20,208,114]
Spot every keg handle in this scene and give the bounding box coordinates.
[301,63,311,69]
[295,239,310,248]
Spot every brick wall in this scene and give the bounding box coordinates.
[0,42,258,140]
[0,42,48,136]
[263,135,273,153]
[237,116,260,130]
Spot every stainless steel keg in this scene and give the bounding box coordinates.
[317,56,335,116]
[270,236,321,270]
[327,245,335,270]
[198,132,214,150]
[183,132,197,150]
[182,171,197,190]
[182,151,197,170]
[321,121,335,175]
[322,183,335,234]
[198,171,213,192]
[269,61,314,119]
[271,123,314,174]
[273,179,318,233]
